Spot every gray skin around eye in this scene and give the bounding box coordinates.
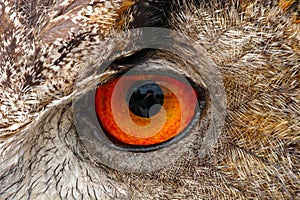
[0,0,299,199]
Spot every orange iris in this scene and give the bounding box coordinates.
[95,75,198,146]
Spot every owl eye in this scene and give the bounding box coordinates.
[72,27,226,173]
[95,74,199,147]
[73,62,207,172]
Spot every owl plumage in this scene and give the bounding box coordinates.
[0,0,299,199]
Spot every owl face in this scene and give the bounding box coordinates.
[0,0,299,199]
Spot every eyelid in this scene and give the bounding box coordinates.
[74,60,191,96]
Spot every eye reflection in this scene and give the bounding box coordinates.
[127,82,164,118]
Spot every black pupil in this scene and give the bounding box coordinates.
[127,82,164,118]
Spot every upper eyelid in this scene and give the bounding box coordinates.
[71,53,205,115]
